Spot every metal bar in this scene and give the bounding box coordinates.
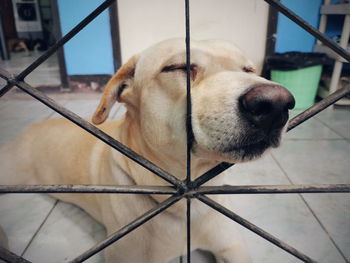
[0,83,14,97]
[185,0,192,261]
[287,86,350,131]
[185,0,193,186]
[197,195,317,263]
[192,184,350,195]
[13,80,185,190]
[186,198,191,263]
[0,247,32,263]
[193,85,350,188]
[51,0,70,88]
[0,68,13,82]
[0,69,15,97]
[0,185,177,195]
[69,194,182,263]
[264,0,350,62]
[0,14,10,61]
[108,1,122,71]
[191,162,233,188]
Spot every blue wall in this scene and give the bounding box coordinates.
[57,0,114,75]
[275,0,345,53]
[275,0,323,53]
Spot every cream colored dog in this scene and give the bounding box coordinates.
[1,39,294,262]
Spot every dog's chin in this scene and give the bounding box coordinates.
[220,137,280,162]
[193,133,282,163]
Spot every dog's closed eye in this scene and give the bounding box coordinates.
[242,66,256,73]
[161,63,198,80]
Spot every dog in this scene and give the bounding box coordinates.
[0,39,294,262]
[7,39,29,55]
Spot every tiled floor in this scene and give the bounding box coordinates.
[0,51,61,88]
[0,96,349,263]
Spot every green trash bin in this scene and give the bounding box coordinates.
[267,52,330,110]
[271,65,323,109]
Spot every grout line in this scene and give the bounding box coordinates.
[315,116,348,140]
[21,200,59,257]
[270,153,348,262]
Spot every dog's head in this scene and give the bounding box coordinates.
[92,39,294,163]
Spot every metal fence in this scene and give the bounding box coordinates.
[0,0,350,262]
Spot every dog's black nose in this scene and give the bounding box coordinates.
[239,84,295,131]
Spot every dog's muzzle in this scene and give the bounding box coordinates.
[232,83,295,158]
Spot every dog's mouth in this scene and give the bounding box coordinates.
[220,130,282,161]
[193,127,284,162]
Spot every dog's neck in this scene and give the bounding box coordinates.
[111,114,222,187]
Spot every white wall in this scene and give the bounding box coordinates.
[117,0,269,72]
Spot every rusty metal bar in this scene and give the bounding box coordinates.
[0,247,32,263]
[197,195,317,263]
[287,86,350,131]
[185,0,192,262]
[264,0,350,62]
[2,184,349,195]
[185,0,193,185]
[186,197,191,262]
[0,69,13,82]
[0,69,15,97]
[192,184,350,195]
[0,84,13,97]
[0,185,177,195]
[12,79,185,190]
[69,194,182,263]
[191,162,233,188]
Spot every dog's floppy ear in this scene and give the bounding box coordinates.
[92,56,138,125]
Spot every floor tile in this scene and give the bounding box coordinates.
[271,140,350,184]
[271,140,350,262]
[0,51,60,87]
[50,100,120,122]
[0,194,56,255]
[286,110,342,140]
[23,201,106,263]
[223,193,346,263]
[0,98,55,143]
[49,100,99,119]
[220,154,346,263]
[315,109,350,139]
[220,153,292,186]
[285,117,342,140]
[302,193,350,261]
